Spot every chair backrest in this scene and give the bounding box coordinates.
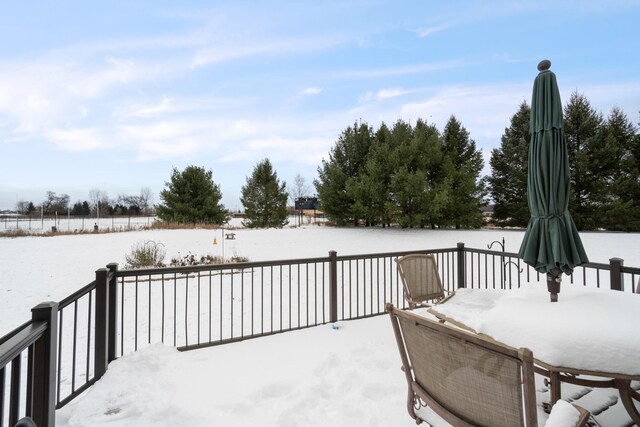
[395,254,444,307]
[387,304,538,427]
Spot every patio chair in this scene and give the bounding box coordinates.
[386,303,590,427]
[395,254,451,308]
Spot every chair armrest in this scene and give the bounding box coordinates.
[545,400,590,427]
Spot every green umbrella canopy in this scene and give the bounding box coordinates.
[518,60,588,277]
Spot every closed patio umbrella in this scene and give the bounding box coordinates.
[518,60,589,302]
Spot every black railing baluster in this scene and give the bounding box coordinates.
[10,356,20,426]
[162,274,166,344]
[184,274,189,347]
[231,269,235,338]
[305,263,309,327]
[280,265,283,331]
[297,265,300,328]
[0,366,5,424]
[121,277,125,356]
[56,310,63,405]
[241,269,245,337]
[26,346,33,416]
[219,270,223,340]
[208,271,211,342]
[135,276,139,351]
[71,301,77,392]
[251,268,255,336]
[197,272,201,345]
[149,274,152,345]
[288,265,292,330]
[173,273,177,347]
[341,261,345,320]
[86,292,92,381]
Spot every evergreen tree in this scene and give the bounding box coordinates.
[241,159,289,228]
[595,108,640,230]
[348,123,394,226]
[389,120,426,228]
[315,122,373,226]
[487,102,530,227]
[440,116,486,228]
[71,202,84,216]
[156,166,229,224]
[563,92,603,229]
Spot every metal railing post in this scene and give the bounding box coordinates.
[95,268,109,380]
[609,257,624,291]
[31,301,58,427]
[457,242,466,289]
[329,251,338,323]
[106,263,118,363]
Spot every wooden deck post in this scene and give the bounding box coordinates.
[609,257,624,291]
[31,301,58,427]
[329,251,338,323]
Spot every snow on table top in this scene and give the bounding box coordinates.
[426,284,640,376]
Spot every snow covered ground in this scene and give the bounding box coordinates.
[1,225,639,425]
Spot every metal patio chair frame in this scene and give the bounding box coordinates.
[386,304,590,427]
[395,254,451,309]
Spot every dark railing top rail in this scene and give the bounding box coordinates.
[58,280,97,309]
[115,256,333,277]
[0,320,47,367]
[621,265,640,275]
[464,247,518,257]
[465,247,616,271]
[0,319,31,346]
[336,247,458,262]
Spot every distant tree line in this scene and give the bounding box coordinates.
[314,116,486,228]
[488,92,640,231]
[15,188,154,217]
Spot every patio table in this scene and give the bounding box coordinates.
[423,284,640,424]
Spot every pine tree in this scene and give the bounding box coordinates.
[389,120,427,228]
[156,166,229,224]
[349,124,394,227]
[595,108,640,230]
[314,122,373,226]
[563,92,603,230]
[241,159,289,228]
[440,116,486,228]
[487,102,530,227]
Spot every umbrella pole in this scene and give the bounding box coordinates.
[547,273,561,302]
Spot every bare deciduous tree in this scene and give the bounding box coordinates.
[289,174,311,204]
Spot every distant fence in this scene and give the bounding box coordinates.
[1,243,638,426]
[0,215,156,233]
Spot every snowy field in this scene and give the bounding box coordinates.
[0,215,156,234]
[1,225,639,426]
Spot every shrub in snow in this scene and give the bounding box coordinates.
[124,240,166,269]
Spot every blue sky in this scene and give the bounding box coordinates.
[1,0,639,212]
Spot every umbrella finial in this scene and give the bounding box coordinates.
[537,59,551,72]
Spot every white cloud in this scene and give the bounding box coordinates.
[192,36,341,68]
[338,60,467,79]
[359,87,415,103]
[130,98,174,118]
[48,128,106,152]
[299,87,322,96]
[415,23,451,38]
